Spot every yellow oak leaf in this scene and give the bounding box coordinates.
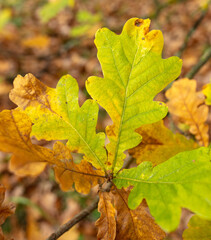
[111,188,166,240]
[9,74,107,171]
[0,185,15,240]
[166,78,209,146]
[95,191,116,240]
[129,120,197,166]
[0,109,104,194]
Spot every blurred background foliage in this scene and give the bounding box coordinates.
[0,0,210,239]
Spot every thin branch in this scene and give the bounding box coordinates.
[177,3,210,58]
[46,197,99,240]
[46,181,113,240]
[145,0,188,20]
[185,46,211,79]
[46,155,134,240]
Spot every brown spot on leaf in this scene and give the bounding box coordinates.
[135,19,143,27]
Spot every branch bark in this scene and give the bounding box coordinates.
[185,46,211,79]
[46,197,99,240]
[177,3,210,58]
[46,156,135,240]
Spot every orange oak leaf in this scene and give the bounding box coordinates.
[111,188,166,240]
[0,109,48,176]
[0,185,15,240]
[129,120,197,166]
[9,73,107,171]
[95,191,116,240]
[0,109,104,194]
[166,78,209,146]
[53,142,104,194]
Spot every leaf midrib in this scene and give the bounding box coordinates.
[115,176,208,185]
[62,87,106,171]
[102,31,141,172]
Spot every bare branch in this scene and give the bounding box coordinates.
[46,156,134,240]
[177,3,210,58]
[185,46,211,79]
[46,197,99,240]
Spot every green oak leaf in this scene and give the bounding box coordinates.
[9,74,107,171]
[86,18,182,172]
[114,147,211,232]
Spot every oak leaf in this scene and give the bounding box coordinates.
[96,191,116,240]
[111,188,166,240]
[0,109,103,194]
[129,120,197,166]
[0,185,15,240]
[0,109,49,176]
[183,215,211,240]
[166,78,209,146]
[86,18,182,172]
[114,147,211,232]
[203,82,211,105]
[9,74,107,171]
[53,142,104,194]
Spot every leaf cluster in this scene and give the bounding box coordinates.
[0,18,211,239]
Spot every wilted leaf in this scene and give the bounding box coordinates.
[183,215,211,240]
[9,74,107,171]
[129,120,197,166]
[0,109,103,194]
[114,147,211,232]
[96,191,116,240]
[0,185,15,239]
[203,82,211,105]
[86,18,182,172]
[22,35,50,49]
[111,188,166,240]
[166,78,209,146]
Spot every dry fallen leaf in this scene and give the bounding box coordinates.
[22,35,50,49]
[166,78,209,146]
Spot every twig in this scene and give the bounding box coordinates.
[177,2,210,58]
[46,197,99,240]
[185,46,211,79]
[146,0,188,20]
[46,155,134,240]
